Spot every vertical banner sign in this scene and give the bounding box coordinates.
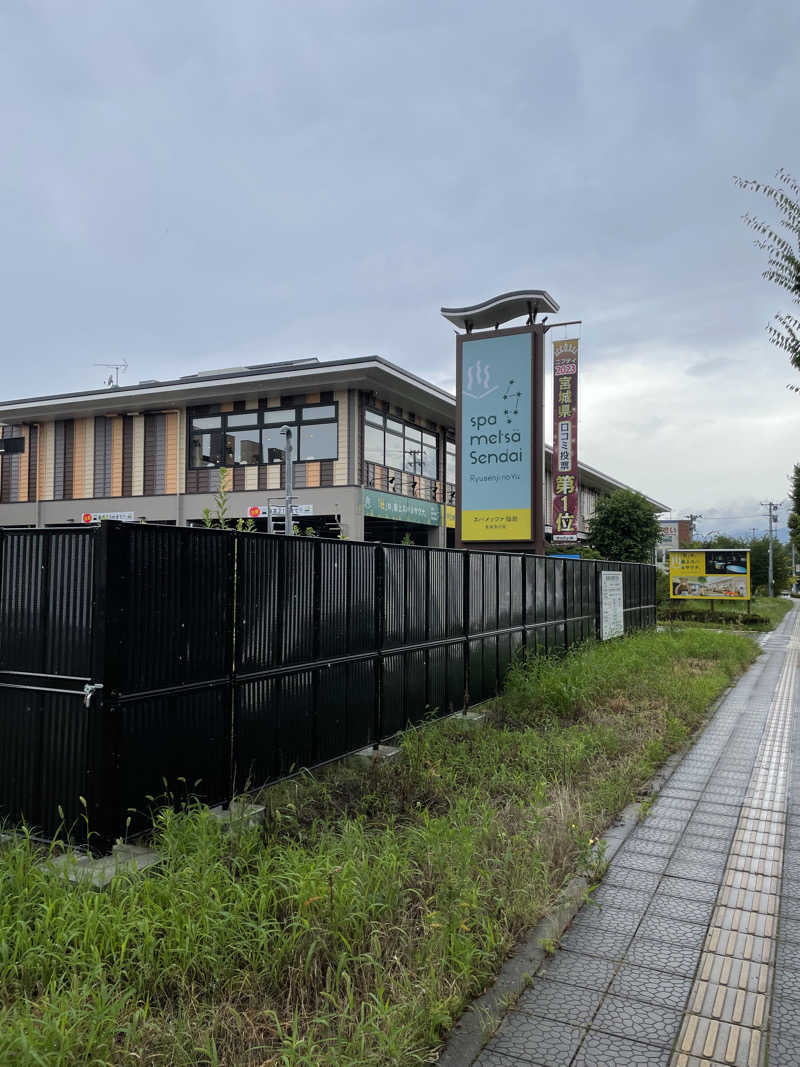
[459,331,533,541]
[552,338,580,542]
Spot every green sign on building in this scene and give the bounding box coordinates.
[363,488,442,526]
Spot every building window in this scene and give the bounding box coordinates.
[446,440,455,484]
[188,402,338,468]
[364,409,438,480]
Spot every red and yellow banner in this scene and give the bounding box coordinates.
[552,339,579,542]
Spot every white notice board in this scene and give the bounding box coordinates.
[600,570,624,640]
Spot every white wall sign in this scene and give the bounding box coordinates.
[82,511,135,523]
[247,504,314,518]
[600,570,624,640]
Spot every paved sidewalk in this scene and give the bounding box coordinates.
[470,604,800,1067]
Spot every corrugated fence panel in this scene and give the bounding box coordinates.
[0,690,91,838]
[348,542,377,653]
[406,548,427,645]
[116,686,232,832]
[280,538,316,666]
[0,529,94,677]
[1,522,658,845]
[236,535,281,672]
[108,525,233,692]
[447,550,465,637]
[319,539,349,659]
[382,545,406,650]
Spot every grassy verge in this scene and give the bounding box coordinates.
[658,594,792,632]
[0,629,758,1066]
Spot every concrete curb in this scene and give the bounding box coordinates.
[434,683,735,1066]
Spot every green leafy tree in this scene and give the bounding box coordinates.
[735,169,800,386]
[587,490,663,563]
[788,463,800,553]
[748,535,791,594]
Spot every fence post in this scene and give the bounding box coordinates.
[462,548,470,712]
[374,543,384,747]
[229,531,239,804]
[86,522,119,853]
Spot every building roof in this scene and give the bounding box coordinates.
[0,355,669,510]
[0,356,455,427]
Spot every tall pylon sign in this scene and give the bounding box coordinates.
[442,290,560,555]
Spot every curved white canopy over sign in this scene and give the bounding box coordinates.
[440,290,559,331]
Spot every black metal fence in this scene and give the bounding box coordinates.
[0,522,655,846]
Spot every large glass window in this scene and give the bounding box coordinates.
[446,440,455,484]
[225,429,261,465]
[364,410,439,480]
[188,402,338,468]
[190,416,223,467]
[300,422,337,460]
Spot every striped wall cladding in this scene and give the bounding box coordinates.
[0,424,38,504]
[0,415,175,503]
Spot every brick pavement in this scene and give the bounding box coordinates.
[469,603,800,1067]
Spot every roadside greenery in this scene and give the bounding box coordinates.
[0,629,758,1066]
[658,595,791,632]
[587,489,663,563]
[689,533,792,595]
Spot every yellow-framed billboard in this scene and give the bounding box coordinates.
[668,549,751,601]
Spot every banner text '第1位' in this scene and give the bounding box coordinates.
[459,332,532,541]
[552,338,579,542]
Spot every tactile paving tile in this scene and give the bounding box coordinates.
[471,607,800,1067]
[672,1014,762,1066]
[669,608,800,1067]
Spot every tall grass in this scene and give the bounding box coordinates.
[0,629,757,1065]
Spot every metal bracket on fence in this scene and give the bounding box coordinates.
[82,683,103,708]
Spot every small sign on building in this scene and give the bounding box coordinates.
[599,570,624,640]
[82,511,135,523]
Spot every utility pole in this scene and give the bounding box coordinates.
[687,513,703,542]
[761,500,780,597]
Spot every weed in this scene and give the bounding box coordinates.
[0,628,758,1065]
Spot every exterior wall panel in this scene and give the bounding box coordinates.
[132,416,144,496]
[111,417,123,498]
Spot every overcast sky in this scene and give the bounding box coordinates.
[2,1,798,538]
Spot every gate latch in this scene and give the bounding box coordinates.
[82,683,103,708]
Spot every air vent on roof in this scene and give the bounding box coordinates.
[138,379,160,385]
[245,358,320,370]
[195,366,249,377]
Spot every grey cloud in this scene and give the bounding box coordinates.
[0,0,798,511]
